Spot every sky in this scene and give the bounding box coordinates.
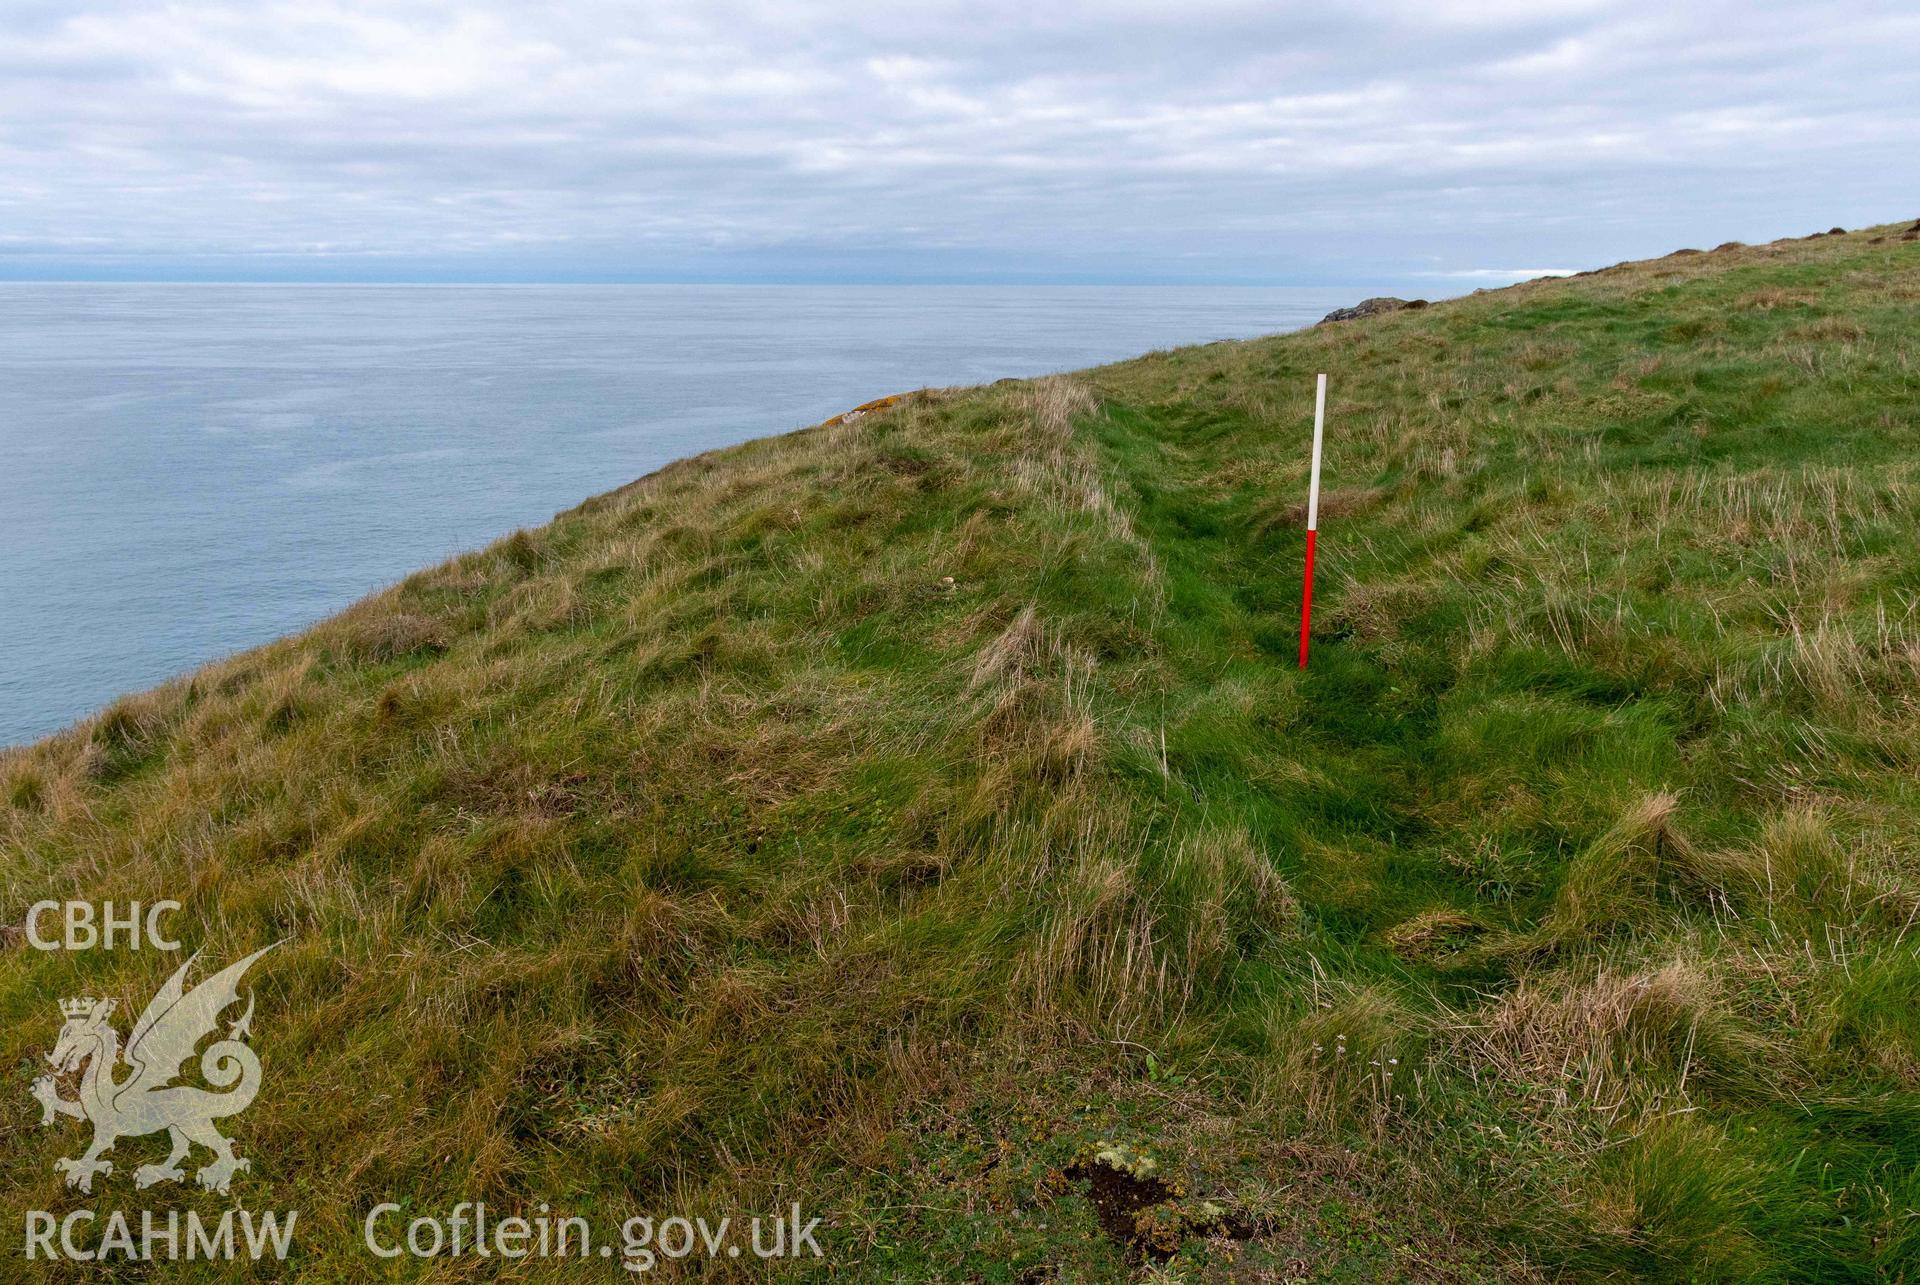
[1,0,1915,284]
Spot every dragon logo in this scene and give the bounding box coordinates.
[30,945,277,1194]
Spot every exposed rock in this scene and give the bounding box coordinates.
[1714,241,1745,251]
[820,390,916,428]
[1828,226,1847,235]
[1900,220,1920,242]
[1319,296,1428,324]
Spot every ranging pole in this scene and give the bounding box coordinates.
[1298,373,1328,669]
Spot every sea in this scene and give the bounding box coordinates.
[0,283,1388,745]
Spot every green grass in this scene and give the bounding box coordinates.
[4,223,1920,1281]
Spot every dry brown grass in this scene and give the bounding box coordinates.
[1467,959,1745,1114]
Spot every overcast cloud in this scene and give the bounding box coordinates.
[1,0,1915,282]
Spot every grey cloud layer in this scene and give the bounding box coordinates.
[2,1,1914,279]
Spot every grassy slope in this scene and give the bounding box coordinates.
[4,223,1920,1281]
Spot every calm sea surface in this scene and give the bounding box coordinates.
[0,283,1380,745]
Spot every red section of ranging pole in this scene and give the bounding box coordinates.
[1298,529,1318,668]
[1299,373,1328,669]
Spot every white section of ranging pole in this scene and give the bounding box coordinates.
[1298,373,1329,670]
[1305,372,1327,531]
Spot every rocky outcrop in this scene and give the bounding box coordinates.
[1319,296,1428,325]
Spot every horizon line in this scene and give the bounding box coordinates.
[0,274,1440,289]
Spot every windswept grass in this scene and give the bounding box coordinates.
[3,222,1919,1280]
